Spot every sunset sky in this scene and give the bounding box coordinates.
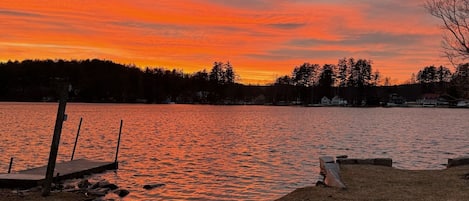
[0,0,451,84]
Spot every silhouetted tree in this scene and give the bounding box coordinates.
[372,70,381,86]
[417,65,451,83]
[337,58,349,87]
[209,62,225,85]
[451,63,469,98]
[425,0,469,63]
[275,75,293,85]
[224,62,235,84]
[292,63,319,87]
[317,64,336,99]
[417,65,438,83]
[318,64,335,87]
[383,77,392,86]
[437,65,452,82]
[272,75,295,104]
[209,61,236,85]
[348,58,372,88]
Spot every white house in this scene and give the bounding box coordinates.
[321,96,331,105]
[331,96,347,106]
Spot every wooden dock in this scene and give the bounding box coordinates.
[0,159,117,188]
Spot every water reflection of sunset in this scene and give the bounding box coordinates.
[1,0,450,84]
[1,103,469,200]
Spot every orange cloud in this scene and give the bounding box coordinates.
[0,0,450,85]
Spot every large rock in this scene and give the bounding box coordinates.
[78,179,91,189]
[87,188,110,197]
[447,157,469,168]
[114,189,130,197]
[103,183,119,190]
[89,180,118,191]
[143,183,165,190]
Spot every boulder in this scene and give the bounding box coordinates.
[336,155,348,159]
[447,157,469,168]
[102,183,119,190]
[87,188,109,197]
[78,179,91,189]
[315,180,326,187]
[143,183,165,190]
[64,184,75,190]
[114,189,130,197]
[91,180,119,190]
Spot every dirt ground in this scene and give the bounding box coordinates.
[275,164,469,201]
[2,165,469,201]
[0,189,95,201]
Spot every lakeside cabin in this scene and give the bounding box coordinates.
[320,96,348,106]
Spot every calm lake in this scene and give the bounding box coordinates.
[0,103,468,200]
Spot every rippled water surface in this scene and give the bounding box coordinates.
[0,103,468,200]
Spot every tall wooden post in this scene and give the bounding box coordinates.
[8,157,13,173]
[42,84,68,196]
[71,117,83,161]
[114,120,123,168]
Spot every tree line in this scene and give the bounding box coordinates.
[0,59,238,103]
[0,58,468,105]
[272,58,381,105]
[413,64,469,99]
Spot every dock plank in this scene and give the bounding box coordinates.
[0,159,117,188]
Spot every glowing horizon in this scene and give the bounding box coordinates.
[0,0,451,85]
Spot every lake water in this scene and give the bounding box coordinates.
[0,103,468,200]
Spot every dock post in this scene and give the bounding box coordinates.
[42,83,68,196]
[114,120,123,169]
[71,117,83,161]
[8,157,13,173]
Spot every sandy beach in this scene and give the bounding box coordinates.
[276,164,469,201]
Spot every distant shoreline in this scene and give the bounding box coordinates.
[1,100,468,109]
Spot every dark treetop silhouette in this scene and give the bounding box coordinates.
[0,58,467,105]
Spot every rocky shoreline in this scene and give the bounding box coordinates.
[0,178,165,201]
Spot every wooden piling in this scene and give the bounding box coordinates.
[8,157,13,173]
[71,117,83,161]
[42,84,68,196]
[114,120,123,168]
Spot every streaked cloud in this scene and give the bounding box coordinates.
[289,32,434,47]
[267,23,306,30]
[0,9,41,17]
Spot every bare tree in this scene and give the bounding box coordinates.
[425,0,469,63]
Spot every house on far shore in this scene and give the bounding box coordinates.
[321,96,331,105]
[331,96,347,106]
[417,93,439,107]
[456,100,469,107]
[387,93,406,106]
